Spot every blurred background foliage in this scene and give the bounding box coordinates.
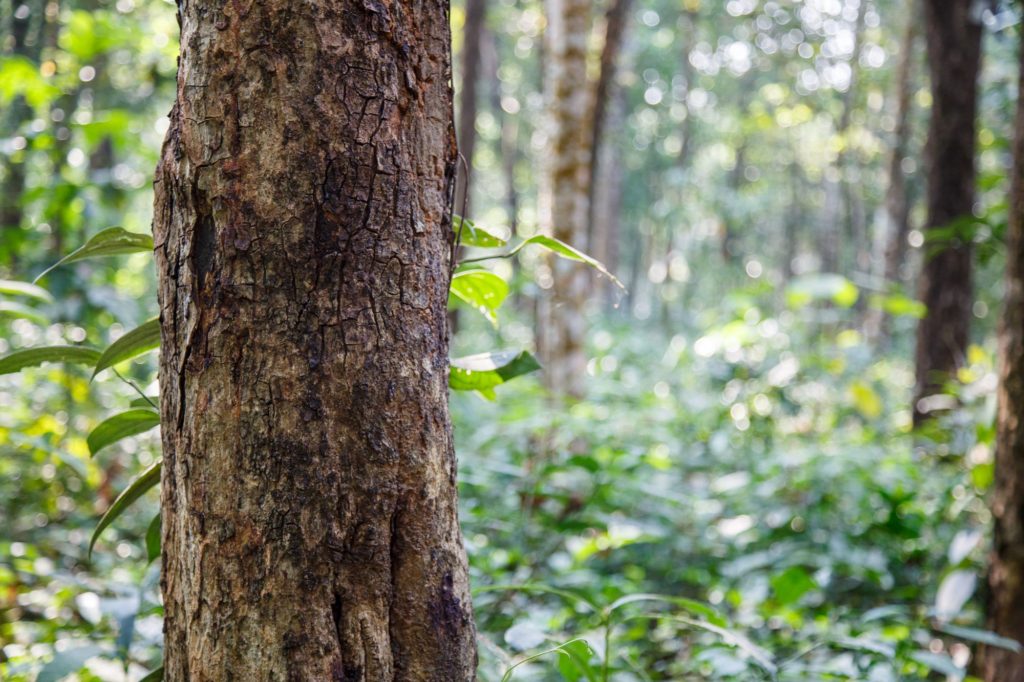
[1,0,1020,679]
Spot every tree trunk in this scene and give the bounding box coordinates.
[542,0,592,398]
[454,0,486,216]
[913,0,981,425]
[985,31,1024,682]
[587,0,632,246]
[866,6,919,345]
[1,0,42,266]
[152,2,476,679]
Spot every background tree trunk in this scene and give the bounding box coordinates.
[542,0,592,398]
[985,33,1024,682]
[913,0,981,425]
[866,6,919,345]
[454,0,486,216]
[152,1,476,679]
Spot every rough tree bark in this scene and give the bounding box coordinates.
[985,31,1024,682]
[542,0,592,398]
[152,1,476,679]
[913,0,981,425]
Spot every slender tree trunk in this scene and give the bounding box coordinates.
[591,92,624,306]
[153,2,476,679]
[454,0,486,216]
[832,0,867,276]
[587,0,631,246]
[866,7,919,344]
[985,32,1024,682]
[1,0,42,266]
[913,0,981,424]
[543,0,592,398]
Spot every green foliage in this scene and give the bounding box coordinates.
[88,461,161,558]
[450,350,542,398]
[0,346,101,375]
[34,228,155,283]
[92,318,160,379]
[87,409,160,457]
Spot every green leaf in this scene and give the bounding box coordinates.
[512,235,624,289]
[0,301,48,325]
[0,345,101,375]
[449,270,509,325]
[501,638,594,682]
[785,274,859,308]
[0,279,54,302]
[770,566,817,605]
[936,624,1023,653]
[454,215,509,248]
[92,318,161,378]
[146,513,161,563]
[34,227,154,283]
[449,350,541,394]
[657,615,777,675]
[87,409,161,457]
[89,460,161,558]
[869,293,926,319]
[555,639,598,682]
[473,583,599,613]
[604,593,726,626]
[37,644,106,682]
[139,666,163,682]
[129,395,160,409]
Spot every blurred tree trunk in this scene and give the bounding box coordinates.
[985,32,1024,682]
[913,0,981,425]
[591,92,624,306]
[866,7,919,344]
[454,0,486,216]
[676,8,698,173]
[587,0,631,242]
[1,0,42,266]
[589,0,631,307]
[828,0,866,277]
[542,0,592,397]
[153,1,476,679]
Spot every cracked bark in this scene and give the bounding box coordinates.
[912,0,981,425]
[153,1,476,679]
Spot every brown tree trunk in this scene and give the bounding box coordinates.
[152,2,476,679]
[587,0,631,246]
[542,0,592,398]
[454,0,486,216]
[913,0,981,425]
[985,31,1024,682]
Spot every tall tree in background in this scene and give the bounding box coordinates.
[542,0,631,396]
[455,0,486,215]
[152,1,476,678]
[589,0,633,304]
[1,0,42,264]
[912,0,981,424]
[866,4,919,344]
[541,0,593,397]
[986,31,1024,682]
